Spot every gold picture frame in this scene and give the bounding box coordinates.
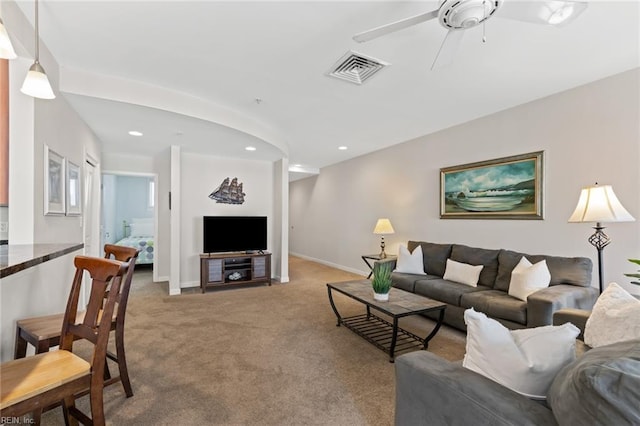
[440,151,544,220]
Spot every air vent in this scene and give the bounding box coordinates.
[327,51,389,85]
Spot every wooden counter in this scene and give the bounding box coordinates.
[0,243,84,279]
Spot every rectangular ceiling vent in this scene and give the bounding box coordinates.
[327,51,389,85]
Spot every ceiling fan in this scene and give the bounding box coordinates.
[353,0,588,70]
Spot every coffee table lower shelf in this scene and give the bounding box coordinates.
[340,313,427,358]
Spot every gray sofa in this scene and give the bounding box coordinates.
[383,241,598,330]
[394,310,640,425]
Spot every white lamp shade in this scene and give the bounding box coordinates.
[373,218,395,234]
[20,62,55,99]
[0,19,17,59]
[568,185,635,223]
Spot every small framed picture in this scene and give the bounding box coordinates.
[66,159,82,216]
[44,145,65,215]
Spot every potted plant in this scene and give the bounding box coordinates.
[372,261,393,301]
[624,259,640,285]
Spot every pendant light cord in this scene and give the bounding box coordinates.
[34,0,40,62]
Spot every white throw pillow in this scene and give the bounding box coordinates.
[129,222,154,237]
[463,308,579,400]
[394,245,425,275]
[443,259,483,287]
[584,282,640,348]
[508,257,551,301]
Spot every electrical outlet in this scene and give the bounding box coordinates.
[0,222,7,233]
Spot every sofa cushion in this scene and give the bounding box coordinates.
[392,272,437,293]
[450,244,500,288]
[548,338,640,425]
[414,278,490,306]
[407,241,452,277]
[463,308,580,400]
[460,290,528,325]
[584,282,640,348]
[495,249,592,292]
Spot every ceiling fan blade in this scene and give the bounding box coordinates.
[498,0,588,26]
[353,9,439,43]
[431,29,465,71]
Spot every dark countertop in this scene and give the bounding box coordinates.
[0,243,84,278]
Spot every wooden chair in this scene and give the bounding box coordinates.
[0,255,127,426]
[13,244,139,398]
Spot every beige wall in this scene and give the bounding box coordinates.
[179,152,275,287]
[290,68,640,294]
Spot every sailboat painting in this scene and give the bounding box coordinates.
[440,151,543,220]
[209,177,246,205]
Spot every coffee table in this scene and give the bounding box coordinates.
[327,279,446,362]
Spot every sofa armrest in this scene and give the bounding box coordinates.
[395,351,557,426]
[553,308,591,340]
[527,285,598,328]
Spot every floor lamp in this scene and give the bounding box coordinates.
[568,184,635,293]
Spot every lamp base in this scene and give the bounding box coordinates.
[379,236,387,259]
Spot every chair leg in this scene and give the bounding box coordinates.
[35,338,52,355]
[89,385,106,426]
[115,327,134,397]
[32,408,42,426]
[14,326,27,359]
[62,395,79,426]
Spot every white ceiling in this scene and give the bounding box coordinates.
[15,1,640,180]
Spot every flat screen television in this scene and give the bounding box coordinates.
[203,216,267,253]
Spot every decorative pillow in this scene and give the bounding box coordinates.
[508,257,551,301]
[130,221,154,237]
[394,245,426,275]
[463,308,579,400]
[443,259,483,287]
[584,282,640,348]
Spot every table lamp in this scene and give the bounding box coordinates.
[373,218,395,258]
[568,183,635,293]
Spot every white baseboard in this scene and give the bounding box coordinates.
[181,281,199,289]
[156,275,169,282]
[289,252,368,277]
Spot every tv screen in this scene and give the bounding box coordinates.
[203,216,267,253]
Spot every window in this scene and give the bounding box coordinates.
[148,179,155,209]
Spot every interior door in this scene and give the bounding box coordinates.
[82,159,97,304]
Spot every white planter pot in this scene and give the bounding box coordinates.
[373,292,389,302]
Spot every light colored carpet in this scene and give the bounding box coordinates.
[41,255,466,425]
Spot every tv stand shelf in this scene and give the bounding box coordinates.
[200,252,271,293]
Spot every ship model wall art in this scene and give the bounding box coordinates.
[209,177,246,205]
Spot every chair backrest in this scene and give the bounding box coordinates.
[60,256,127,387]
[103,244,139,320]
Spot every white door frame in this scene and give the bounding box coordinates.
[101,170,159,283]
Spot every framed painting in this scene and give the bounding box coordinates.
[66,159,82,216]
[44,145,66,215]
[440,151,544,220]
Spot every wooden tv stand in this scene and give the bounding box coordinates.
[200,252,271,293]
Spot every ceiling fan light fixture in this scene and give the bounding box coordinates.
[0,18,17,59]
[547,4,574,25]
[20,61,55,99]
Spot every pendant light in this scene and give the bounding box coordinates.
[0,2,17,59]
[21,0,55,99]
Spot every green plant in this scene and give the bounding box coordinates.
[624,259,640,285]
[372,261,393,294]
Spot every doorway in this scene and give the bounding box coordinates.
[101,172,158,281]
